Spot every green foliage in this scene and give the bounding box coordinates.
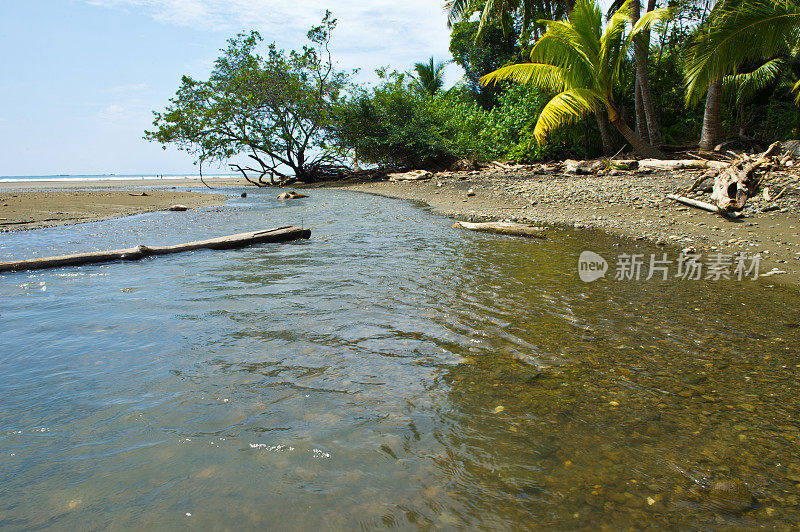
[684,0,800,106]
[413,57,448,96]
[333,71,459,168]
[449,17,521,108]
[480,0,667,157]
[333,71,580,168]
[145,12,350,184]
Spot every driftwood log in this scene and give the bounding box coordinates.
[388,170,433,181]
[638,159,729,171]
[0,226,311,273]
[666,194,720,213]
[452,221,546,238]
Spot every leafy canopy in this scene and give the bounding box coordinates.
[684,0,800,106]
[145,12,350,184]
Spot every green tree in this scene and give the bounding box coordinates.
[481,0,666,157]
[145,12,350,185]
[684,0,800,149]
[413,57,448,96]
[333,70,458,168]
[449,14,521,108]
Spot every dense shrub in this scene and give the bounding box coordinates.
[333,73,591,169]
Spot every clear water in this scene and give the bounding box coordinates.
[1,188,799,530]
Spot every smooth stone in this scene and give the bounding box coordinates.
[276,191,308,200]
[707,479,754,513]
[168,204,188,211]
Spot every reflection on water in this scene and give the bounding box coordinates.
[1,188,799,529]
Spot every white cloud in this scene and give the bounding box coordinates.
[85,0,454,80]
[98,103,129,121]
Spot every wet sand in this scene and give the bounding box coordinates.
[0,178,247,230]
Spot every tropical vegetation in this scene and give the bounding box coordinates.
[148,1,800,180]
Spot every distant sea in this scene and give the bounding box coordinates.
[0,173,235,183]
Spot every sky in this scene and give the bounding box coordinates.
[0,0,456,176]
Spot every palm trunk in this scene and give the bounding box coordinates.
[699,79,724,151]
[631,0,663,147]
[595,109,615,156]
[634,77,649,144]
[609,108,664,158]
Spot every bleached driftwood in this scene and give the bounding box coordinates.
[711,141,781,212]
[452,221,546,238]
[639,159,729,171]
[388,170,432,181]
[666,194,720,213]
[0,226,311,273]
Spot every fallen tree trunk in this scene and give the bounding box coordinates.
[0,226,311,273]
[638,159,729,171]
[452,221,546,238]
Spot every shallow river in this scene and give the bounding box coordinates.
[1,188,799,530]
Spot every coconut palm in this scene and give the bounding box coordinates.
[685,0,800,149]
[480,0,666,157]
[413,57,448,96]
[445,0,572,36]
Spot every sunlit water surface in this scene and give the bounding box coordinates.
[1,188,799,530]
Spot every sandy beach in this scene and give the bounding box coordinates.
[0,178,247,231]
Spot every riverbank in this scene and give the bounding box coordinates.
[323,167,800,286]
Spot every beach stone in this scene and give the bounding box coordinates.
[467,189,475,197]
[276,191,308,200]
[168,204,188,211]
[449,158,479,171]
[707,479,754,513]
[563,159,591,175]
[241,192,247,197]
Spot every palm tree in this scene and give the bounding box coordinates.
[413,57,448,96]
[445,0,572,36]
[480,0,666,157]
[684,0,800,150]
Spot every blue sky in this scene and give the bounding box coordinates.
[0,1,455,176]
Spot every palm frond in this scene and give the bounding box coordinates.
[413,57,447,95]
[722,58,785,102]
[565,0,602,64]
[685,0,800,106]
[533,87,605,142]
[480,62,568,92]
[445,0,477,27]
[600,2,633,90]
[532,20,598,72]
[529,28,597,87]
